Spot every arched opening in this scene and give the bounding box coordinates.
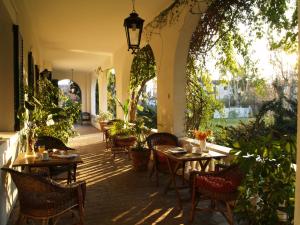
[58,79,82,105]
[129,44,157,128]
[107,68,116,118]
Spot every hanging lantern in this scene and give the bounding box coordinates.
[124,0,144,54]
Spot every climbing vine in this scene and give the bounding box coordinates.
[129,45,156,122]
[145,0,297,133]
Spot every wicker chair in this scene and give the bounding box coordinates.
[1,167,86,225]
[81,112,91,125]
[35,136,74,151]
[190,165,243,225]
[35,136,75,183]
[146,132,185,186]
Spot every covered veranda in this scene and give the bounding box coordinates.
[0,0,299,225]
[7,125,229,225]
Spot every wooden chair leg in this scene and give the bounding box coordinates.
[211,199,216,209]
[78,205,85,225]
[41,219,49,225]
[16,214,26,225]
[225,201,234,225]
[190,178,197,222]
[149,164,155,178]
[67,170,72,184]
[182,162,185,185]
[127,148,131,159]
[155,167,159,187]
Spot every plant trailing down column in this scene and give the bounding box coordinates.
[129,44,156,122]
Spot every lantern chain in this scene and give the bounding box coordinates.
[132,0,135,12]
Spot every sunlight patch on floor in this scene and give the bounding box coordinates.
[134,209,163,225]
[112,206,137,222]
[152,207,174,224]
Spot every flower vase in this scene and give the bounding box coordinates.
[25,137,35,157]
[199,139,207,153]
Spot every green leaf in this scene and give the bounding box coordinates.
[136,104,144,112]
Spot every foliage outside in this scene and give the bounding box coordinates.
[107,69,117,118]
[138,96,157,129]
[129,45,157,127]
[146,0,298,224]
[185,56,223,135]
[145,0,297,133]
[224,92,297,225]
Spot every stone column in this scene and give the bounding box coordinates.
[148,9,200,136]
[113,46,133,119]
[98,70,108,112]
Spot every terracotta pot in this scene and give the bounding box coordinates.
[113,136,136,147]
[131,148,151,171]
[99,121,108,132]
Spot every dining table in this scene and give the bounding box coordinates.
[155,145,228,209]
[12,151,83,182]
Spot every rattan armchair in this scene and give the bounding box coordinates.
[1,167,86,225]
[146,132,185,186]
[189,165,243,225]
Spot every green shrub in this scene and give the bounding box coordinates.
[225,96,297,225]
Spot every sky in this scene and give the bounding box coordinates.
[58,79,71,86]
[208,33,297,82]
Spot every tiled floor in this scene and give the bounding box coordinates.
[8,125,230,225]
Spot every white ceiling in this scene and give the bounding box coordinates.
[23,0,173,72]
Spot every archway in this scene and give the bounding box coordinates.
[107,68,116,118]
[58,79,82,105]
[129,44,157,128]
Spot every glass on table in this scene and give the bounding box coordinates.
[38,145,46,154]
[183,143,193,153]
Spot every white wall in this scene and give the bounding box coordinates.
[52,69,92,113]
[0,0,14,131]
[0,133,19,225]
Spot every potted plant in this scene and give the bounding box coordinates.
[109,120,136,147]
[106,98,136,147]
[96,111,113,131]
[130,118,151,171]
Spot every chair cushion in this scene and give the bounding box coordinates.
[196,174,241,193]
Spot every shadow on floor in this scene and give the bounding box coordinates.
[7,125,232,225]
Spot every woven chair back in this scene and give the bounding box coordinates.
[146,132,179,149]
